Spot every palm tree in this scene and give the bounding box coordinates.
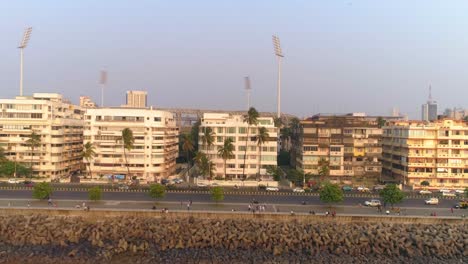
[182,134,194,166]
[26,132,41,178]
[217,138,234,178]
[256,127,269,179]
[118,128,134,178]
[242,107,259,179]
[201,127,215,153]
[82,142,96,179]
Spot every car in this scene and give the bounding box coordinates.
[196,183,207,187]
[425,198,439,205]
[439,189,451,193]
[342,186,353,192]
[172,178,183,184]
[210,183,219,187]
[266,187,279,192]
[364,199,381,207]
[22,180,35,187]
[454,200,467,209]
[293,187,305,193]
[118,184,129,190]
[357,186,370,193]
[373,185,386,191]
[419,190,432,195]
[442,192,456,197]
[161,179,172,186]
[454,189,464,194]
[7,178,20,184]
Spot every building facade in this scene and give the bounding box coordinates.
[79,96,97,108]
[0,93,84,179]
[83,107,178,182]
[382,119,468,189]
[291,114,382,182]
[199,113,278,179]
[422,101,438,121]
[125,91,147,108]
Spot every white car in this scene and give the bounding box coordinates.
[172,178,184,184]
[425,198,439,205]
[442,192,456,197]
[357,186,370,192]
[419,190,432,195]
[439,189,451,193]
[8,178,20,184]
[266,187,279,192]
[454,189,464,194]
[197,183,207,187]
[364,199,381,207]
[293,187,305,193]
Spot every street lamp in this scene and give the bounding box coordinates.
[272,35,284,119]
[18,27,32,96]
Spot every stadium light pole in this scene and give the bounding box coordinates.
[244,76,251,110]
[272,35,284,119]
[18,27,32,96]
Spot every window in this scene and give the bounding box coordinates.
[330,147,341,152]
[343,129,353,134]
[329,166,340,170]
[227,164,236,168]
[238,127,247,134]
[154,117,161,122]
[261,155,276,161]
[239,146,246,151]
[239,136,247,141]
[249,146,256,151]
[227,127,236,134]
[217,136,223,143]
[303,146,318,152]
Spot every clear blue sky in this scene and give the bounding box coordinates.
[1,0,468,118]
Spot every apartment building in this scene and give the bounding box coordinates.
[291,114,382,182]
[199,113,278,179]
[0,93,84,178]
[382,119,468,189]
[79,96,97,108]
[83,107,178,181]
[124,91,147,108]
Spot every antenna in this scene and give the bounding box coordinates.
[244,76,251,110]
[428,85,432,101]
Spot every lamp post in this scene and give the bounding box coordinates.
[18,27,32,96]
[272,35,284,119]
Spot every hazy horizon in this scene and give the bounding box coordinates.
[2,1,468,119]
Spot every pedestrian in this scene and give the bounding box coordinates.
[332,211,336,217]
[290,211,295,216]
[325,211,329,216]
[248,204,252,211]
[433,212,436,217]
[189,199,192,206]
[385,210,390,215]
[152,205,156,210]
[451,208,454,214]
[27,202,31,208]
[48,198,52,206]
[82,202,86,208]
[8,202,11,207]
[187,203,190,211]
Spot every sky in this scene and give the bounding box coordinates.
[1,0,468,119]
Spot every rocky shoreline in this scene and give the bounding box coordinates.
[0,214,466,263]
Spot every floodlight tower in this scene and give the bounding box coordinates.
[244,76,251,110]
[272,35,284,119]
[18,27,32,96]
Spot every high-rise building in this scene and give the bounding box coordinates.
[291,113,382,183]
[83,108,178,182]
[421,86,437,121]
[125,91,147,108]
[0,93,84,179]
[382,119,468,189]
[79,96,97,108]
[199,113,278,179]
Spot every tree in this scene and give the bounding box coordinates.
[82,142,96,178]
[217,138,234,178]
[379,184,405,208]
[182,134,194,167]
[266,165,281,181]
[190,120,201,153]
[118,128,134,178]
[273,117,283,128]
[32,182,52,200]
[211,186,224,203]
[376,117,386,128]
[420,180,430,187]
[0,146,6,163]
[149,183,166,200]
[242,107,259,179]
[318,158,330,182]
[287,168,313,187]
[26,132,41,178]
[256,126,269,179]
[88,186,102,202]
[464,187,468,198]
[0,161,30,177]
[201,127,215,153]
[319,183,344,206]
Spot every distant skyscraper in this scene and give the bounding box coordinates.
[421,86,437,121]
[125,90,147,108]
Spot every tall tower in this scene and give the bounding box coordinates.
[421,85,438,121]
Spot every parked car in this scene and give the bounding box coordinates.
[364,199,381,207]
[357,186,370,193]
[172,178,183,184]
[22,180,35,187]
[161,179,171,185]
[7,178,20,184]
[196,183,207,187]
[439,189,451,193]
[266,187,279,192]
[442,192,456,197]
[373,185,386,191]
[454,200,467,209]
[419,190,432,195]
[425,198,439,205]
[454,189,465,194]
[210,183,219,187]
[293,187,305,193]
[118,184,129,190]
[342,186,353,192]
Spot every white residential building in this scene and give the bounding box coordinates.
[124,90,147,108]
[83,107,178,182]
[0,93,84,178]
[199,113,278,179]
[79,96,97,108]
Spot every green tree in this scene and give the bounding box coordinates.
[117,128,134,178]
[273,117,283,128]
[182,134,195,167]
[0,146,6,163]
[319,182,344,205]
[318,158,330,182]
[0,161,31,177]
[242,107,259,179]
[88,186,102,202]
[190,120,201,153]
[287,168,313,187]
[420,180,430,187]
[211,186,224,203]
[256,126,269,179]
[201,127,215,153]
[82,142,96,178]
[376,116,386,128]
[149,183,166,200]
[464,187,468,198]
[26,132,41,178]
[217,138,234,178]
[32,182,52,200]
[266,165,281,181]
[379,184,405,208]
